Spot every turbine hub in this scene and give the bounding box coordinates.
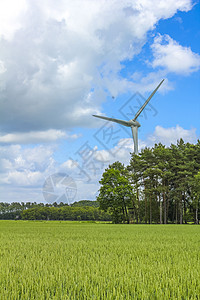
[130,120,141,127]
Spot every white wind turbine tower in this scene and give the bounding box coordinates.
[93,79,164,155]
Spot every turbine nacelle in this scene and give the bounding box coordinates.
[128,120,141,127]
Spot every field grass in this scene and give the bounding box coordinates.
[0,221,199,299]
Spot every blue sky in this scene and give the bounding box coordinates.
[0,0,199,203]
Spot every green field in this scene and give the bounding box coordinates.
[0,221,199,299]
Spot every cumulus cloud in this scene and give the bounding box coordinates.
[0,143,103,202]
[0,137,132,203]
[0,144,57,200]
[60,159,79,170]
[148,125,197,146]
[0,129,79,144]
[0,145,56,176]
[0,0,193,138]
[151,34,200,74]
[0,0,28,40]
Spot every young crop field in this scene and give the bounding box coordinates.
[0,221,199,299]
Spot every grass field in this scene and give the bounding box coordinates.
[0,221,199,299]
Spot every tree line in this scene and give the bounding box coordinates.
[97,139,200,224]
[0,200,111,221]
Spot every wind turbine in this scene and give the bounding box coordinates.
[93,79,164,155]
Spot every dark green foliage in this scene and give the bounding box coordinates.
[97,162,134,223]
[128,140,200,224]
[71,200,99,207]
[21,206,111,221]
[0,200,108,221]
[98,140,200,224]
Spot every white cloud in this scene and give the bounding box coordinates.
[127,72,172,94]
[0,0,28,40]
[0,144,56,177]
[0,143,101,203]
[6,170,43,186]
[0,0,193,137]
[0,129,79,144]
[60,159,78,170]
[0,60,6,74]
[151,34,200,74]
[148,125,197,145]
[0,144,58,200]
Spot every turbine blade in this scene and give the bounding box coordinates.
[93,115,130,127]
[131,126,138,155]
[133,79,164,121]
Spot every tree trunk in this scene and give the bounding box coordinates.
[122,206,125,223]
[149,195,152,224]
[176,199,178,224]
[183,192,187,224]
[136,188,139,224]
[195,207,199,224]
[123,198,129,224]
[180,195,183,224]
[145,193,147,224]
[163,191,167,224]
[166,187,169,224]
[160,195,162,224]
